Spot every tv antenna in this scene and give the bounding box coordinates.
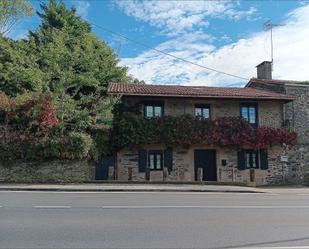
[263,20,285,68]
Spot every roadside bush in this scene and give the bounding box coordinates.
[65,132,93,159]
[90,128,113,157]
[0,132,94,161]
[28,139,62,160]
[0,144,20,161]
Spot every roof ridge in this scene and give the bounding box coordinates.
[107,82,294,101]
[109,82,244,90]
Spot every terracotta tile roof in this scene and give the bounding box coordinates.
[108,83,295,101]
[246,78,305,87]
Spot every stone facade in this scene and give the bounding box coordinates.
[123,96,284,128]
[117,95,290,185]
[0,160,95,183]
[285,84,309,184]
[117,145,285,186]
[248,81,309,185]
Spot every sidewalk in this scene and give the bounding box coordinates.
[0,183,266,193]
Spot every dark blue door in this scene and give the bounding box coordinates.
[95,156,115,180]
[194,150,217,181]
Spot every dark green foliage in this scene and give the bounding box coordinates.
[1,0,131,124]
[0,0,137,160]
[0,37,44,96]
[66,132,93,159]
[28,139,62,159]
[91,128,113,156]
[0,132,93,161]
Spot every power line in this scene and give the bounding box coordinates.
[90,22,250,81]
[29,0,249,81]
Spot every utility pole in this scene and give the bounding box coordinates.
[263,20,285,70]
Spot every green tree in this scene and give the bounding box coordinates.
[0,36,44,96]
[1,0,131,130]
[29,0,129,127]
[0,0,34,36]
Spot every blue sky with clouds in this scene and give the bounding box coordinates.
[10,0,309,86]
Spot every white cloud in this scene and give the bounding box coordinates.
[115,0,257,36]
[74,1,90,19]
[8,28,28,40]
[121,4,309,86]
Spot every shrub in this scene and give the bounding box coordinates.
[21,138,61,160]
[65,132,93,159]
[0,144,20,161]
[0,132,94,161]
[91,128,112,156]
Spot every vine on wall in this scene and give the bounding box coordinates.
[113,114,297,149]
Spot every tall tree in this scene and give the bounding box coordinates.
[0,0,34,36]
[1,0,132,129]
[0,36,44,96]
[28,0,129,126]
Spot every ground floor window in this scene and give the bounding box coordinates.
[148,151,163,170]
[138,148,173,173]
[245,150,259,169]
[238,149,268,170]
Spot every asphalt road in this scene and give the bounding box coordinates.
[1,191,309,249]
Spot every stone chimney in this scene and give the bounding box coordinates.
[256,61,272,79]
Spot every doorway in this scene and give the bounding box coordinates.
[194,149,217,181]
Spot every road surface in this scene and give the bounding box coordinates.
[1,191,309,248]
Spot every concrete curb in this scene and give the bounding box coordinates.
[0,185,265,193]
[0,188,264,193]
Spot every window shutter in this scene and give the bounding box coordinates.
[138,150,147,172]
[164,148,173,172]
[237,149,246,170]
[260,149,268,170]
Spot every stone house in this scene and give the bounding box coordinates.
[107,62,297,185]
[246,61,309,184]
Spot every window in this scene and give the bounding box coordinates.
[195,104,210,119]
[138,149,173,173]
[241,103,257,125]
[144,102,163,118]
[238,149,268,170]
[148,151,163,170]
[245,150,259,169]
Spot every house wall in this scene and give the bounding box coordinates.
[118,96,287,185]
[247,82,309,185]
[123,97,284,128]
[117,145,285,186]
[285,84,309,184]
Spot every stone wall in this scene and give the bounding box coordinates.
[283,145,309,185]
[285,84,309,144]
[284,84,309,184]
[247,81,309,185]
[117,144,286,185]
[0,160,95,183]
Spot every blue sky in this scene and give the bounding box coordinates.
[10,0,309,86]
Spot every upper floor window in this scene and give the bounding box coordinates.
[241,103,257,125]
[144,102,163,118]
[195,104,210,119]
